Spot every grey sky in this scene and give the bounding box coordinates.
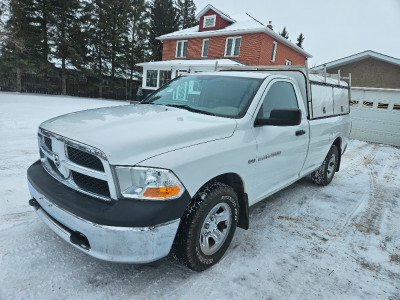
[194,0,400,66]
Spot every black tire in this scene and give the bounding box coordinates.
[311,145,339,186]
[172,182,239,271]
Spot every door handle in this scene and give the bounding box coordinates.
[295,130,306,136]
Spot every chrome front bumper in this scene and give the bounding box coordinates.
[28,180,180,264]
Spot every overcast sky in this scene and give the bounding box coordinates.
[194,0,400,66]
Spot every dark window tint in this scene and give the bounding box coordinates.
[261,81,298,118]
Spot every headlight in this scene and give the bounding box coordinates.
[115,166,185,200]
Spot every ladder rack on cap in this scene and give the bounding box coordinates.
[213,59,352,105]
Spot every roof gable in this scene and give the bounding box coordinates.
[198,8,233,32]
[313,50,400,70]
[195,4,235,23]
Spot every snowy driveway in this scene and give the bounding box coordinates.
[0,92,399,299]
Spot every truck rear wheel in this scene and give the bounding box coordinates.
[173,182,238,271]
[311,145,339,186]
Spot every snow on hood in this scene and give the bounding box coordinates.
[39,104,237,165]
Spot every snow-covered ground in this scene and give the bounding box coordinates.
[1,92,399,299]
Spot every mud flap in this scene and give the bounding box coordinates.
[238,193,249,230]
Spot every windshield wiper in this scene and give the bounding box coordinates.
[165,104,216,116]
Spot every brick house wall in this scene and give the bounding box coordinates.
[198,9,232,32]
[326,57,400,89]
[161,33,306,66]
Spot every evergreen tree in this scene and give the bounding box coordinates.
[105,0,131,90]
[279,26,289,39]
[0,1,8,39]
[296,33,305,48]
[50,0,83,94]
[84,0,132,98]
[84,0,110,98]
[125,0,150,99]
[149,0,178,61]
[176,0,196,29]
[2,0,37,91]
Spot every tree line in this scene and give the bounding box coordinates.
[279,26,305,49]
[0,0,196,99]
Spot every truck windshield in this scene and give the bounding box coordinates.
[142,75,263,118]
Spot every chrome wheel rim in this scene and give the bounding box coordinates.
[199,202,232,256]
[327,154,336,178]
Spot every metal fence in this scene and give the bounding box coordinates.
[0,71,140,101]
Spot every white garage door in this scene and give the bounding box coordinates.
[350,87,400,147]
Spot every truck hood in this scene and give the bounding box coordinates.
[40,104,237,165]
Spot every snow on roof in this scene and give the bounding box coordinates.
[136,59,245,68]
[195,4,236,23]
[313,50,400,70]
[157,12,312,58]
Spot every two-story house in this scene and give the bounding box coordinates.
[137,4,312,95]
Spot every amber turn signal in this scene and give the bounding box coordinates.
[143,186,181,198]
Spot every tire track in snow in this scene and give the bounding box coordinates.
[337,143,379,232]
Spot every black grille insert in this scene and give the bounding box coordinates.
[44,136,52,151]
[71,171,110,198]
[67,146,104,172]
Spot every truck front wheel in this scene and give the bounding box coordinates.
[311,145,339,186]
[173,182,238,271]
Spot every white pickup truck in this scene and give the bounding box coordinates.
[27,68,351,271]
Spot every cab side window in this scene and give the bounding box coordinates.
[260,81,298,118]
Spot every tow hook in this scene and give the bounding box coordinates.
[29,198,40,209]
[70,231,91,250]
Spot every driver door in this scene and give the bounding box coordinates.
[252,80,308,202]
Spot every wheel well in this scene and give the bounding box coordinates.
[203,173,249,230]
[332,137,342,171]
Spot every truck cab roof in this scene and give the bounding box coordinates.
[188,71,272,80]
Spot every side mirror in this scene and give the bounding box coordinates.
[255,108,302,127]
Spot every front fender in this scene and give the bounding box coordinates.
[137,131,257,201]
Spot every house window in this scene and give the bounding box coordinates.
[362,101,373,108]
[350,100,359,107]
[146,70,158,88]
[159,70,172,87]
[271,41,278,62]
[202,39,209,57]
[225,37,241,57]
[176,40,187,58]
[285,59,292,65]
[203,15,216,28]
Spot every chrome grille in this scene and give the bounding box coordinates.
[37,129,116,201]
[67,146,104,172]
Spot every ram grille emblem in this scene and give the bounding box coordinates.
[53,153,61,168]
